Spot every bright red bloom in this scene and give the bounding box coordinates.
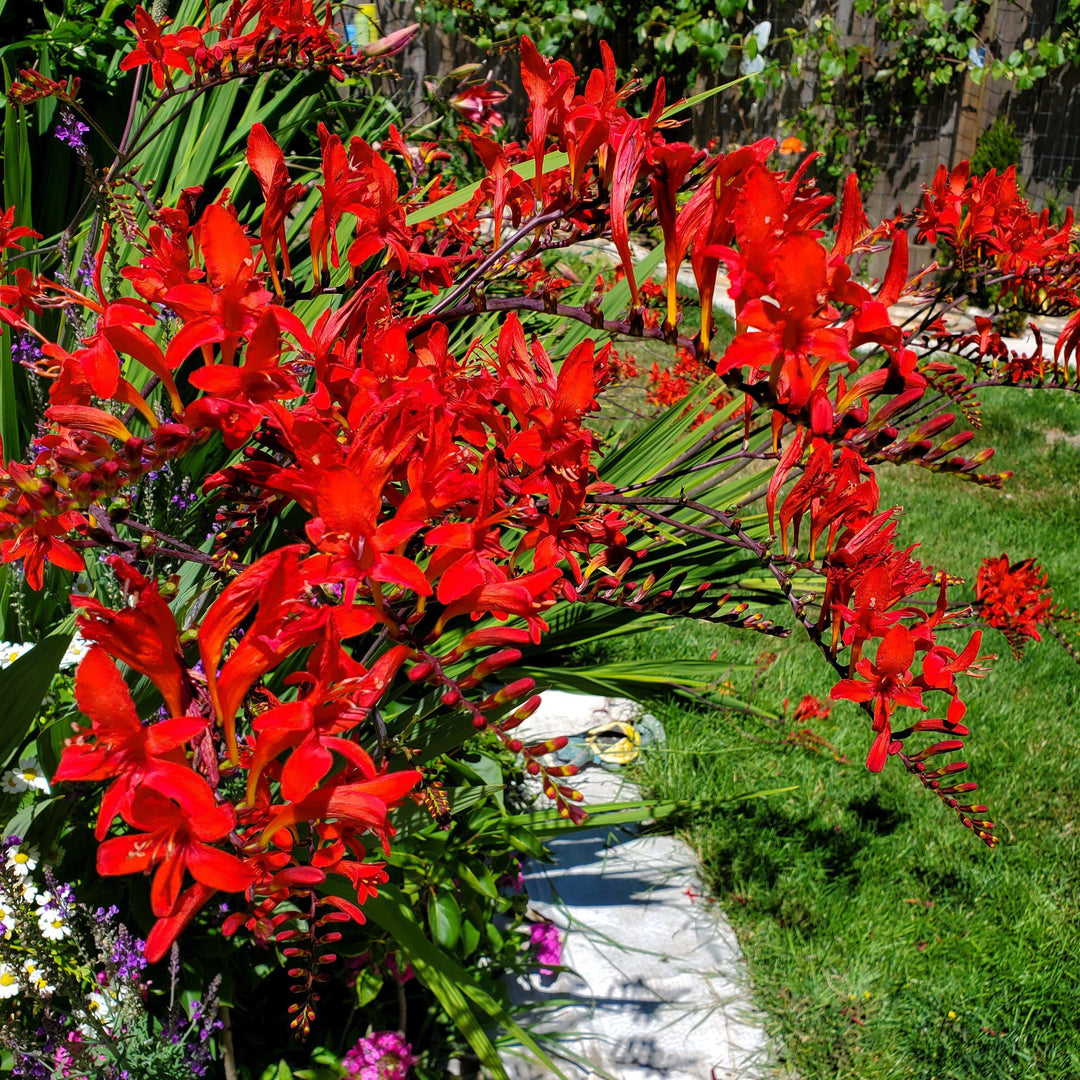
[465,133,534,250]
[245,124,305,294]
[608,82,666,307]
[165,203,272,368]
[258,771,423,854]
[306,465,432,596]
[831,625,927,771]
[72,558,189,716]
[917,630,987,727]
[119,6,204,90]
[450,80,508,129]
[976,554,1055,657]
[53,648,206,839]
[97,784,252,916]
[247,638,407,803]
[198,547,355,760]
[519,36,576,199]
[0,508,85,590]
[186,310,303,446]
[0,205,41,257]
[0,267,46,326]
[648,140,703,327]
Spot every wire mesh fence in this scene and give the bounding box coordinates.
[379,0,1080,219]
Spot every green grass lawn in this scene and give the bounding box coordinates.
[624,387,1080,1080]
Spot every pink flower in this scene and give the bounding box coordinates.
[342,1030,417,1080]
[449,81,507,128]
[529,920,562,976]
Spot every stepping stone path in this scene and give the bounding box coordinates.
[502,691,773,1080]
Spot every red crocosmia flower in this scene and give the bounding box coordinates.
[0,267,46,328]
[648,140,703,328]
[831,563,908,659]
[831,173,870,262]
[306,466,432,597]
[198,545,306,696]
[0,205,41,256]
[465,132,534,250]
[917,630,986,726]
[119,6,204,90]
[247,639,407,803]
[97,784,252,917]
[831,625,927,772]
[144,883,216,964]
[187,310,303,446]
[122,189,204,306]
[258,771,423,854]
[98,296,184,416]
[504,339,599,470]
[0,510,85,591]
[53,648,207,839]
[245,123,305,294]
[164,203,272,368]
[72,557,188,716]
[519,36,576,199]
[975,554,1054,657]
[560,40,623,190]
[449,80,508,128]
[425,458,513,605]
[608,82,666,307]
[341,139,407,265]
[683,141,775,349]
[309,124,352,280]
[199,546,337,760]
[249,699,377,805]
[717,229,853,416]
[561,95,606,193]
[435,567,564,644]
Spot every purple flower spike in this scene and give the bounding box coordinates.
[54,110,90,151]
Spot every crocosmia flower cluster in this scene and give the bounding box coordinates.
[3,3,1079,1013]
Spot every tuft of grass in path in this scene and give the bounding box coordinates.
[625,387,1080,1080]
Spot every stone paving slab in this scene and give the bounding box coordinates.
[502,691,773,1080]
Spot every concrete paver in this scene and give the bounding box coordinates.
[503,691,773,1080]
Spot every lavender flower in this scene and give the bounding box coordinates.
[54,111,89,152]
[11,336,43,367]
[109,923,148,982]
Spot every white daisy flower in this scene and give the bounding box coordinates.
[0,893,17,934]
[38,907,70,941]
[6,843,38,878]
[33,890,52,908]
[82,985,128,1035]
[0,642,34,669]
[14,756,50,795]
[60,634,91,670]
[0,962,20,998]
[0,770,25,795]
[22,958,54,997]
[20,879,38,906]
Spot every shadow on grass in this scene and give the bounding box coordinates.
[659,792,911,905]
